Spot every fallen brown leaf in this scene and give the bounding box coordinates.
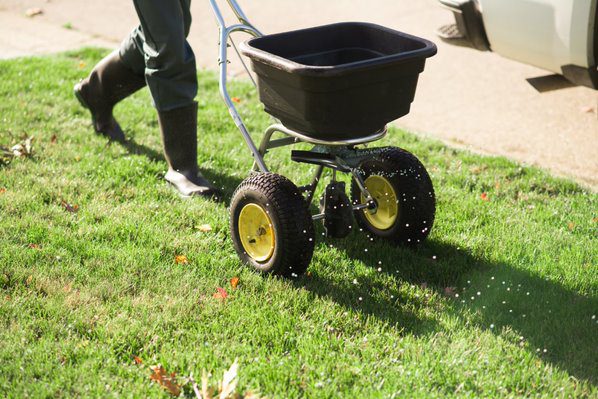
[480,192,489,201]
[28,243,41,250]
[175,255,189,265]
[150,365,181,397]
[198,224,213,233]
[133,355,143,365]
[50,134,58,144]
[191,361,267,399]
[10,137,34,158]
[0,188,6,195]
[232,97,242,104]
[61,200,79,213]
[213,287,228,301]
[230,277,239,290]
[220,359,239,399]
[25,8,44,17]
[567,222,575,231]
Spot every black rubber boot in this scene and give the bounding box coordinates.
[74,50,146,142]
[158,102,220,199]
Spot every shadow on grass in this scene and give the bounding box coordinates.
[201,169,243,206]
[121,138,163,163]
[115,135,596,383]
[118,137,243,205]
[300,236,598,384]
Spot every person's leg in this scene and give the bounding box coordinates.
[73,35,146,142]
[131,0,197,111]
[132,0,218,198]
[119,27,147,77]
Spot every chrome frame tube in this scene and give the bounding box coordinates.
[264,124,388,147]
[209,0,267,171]
[225,0,260,32]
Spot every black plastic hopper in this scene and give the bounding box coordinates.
[240,22,437,140]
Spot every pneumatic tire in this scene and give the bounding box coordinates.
[350,147,435,246]
[230,173,315,277]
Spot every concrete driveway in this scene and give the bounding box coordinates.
[1,0,596,189]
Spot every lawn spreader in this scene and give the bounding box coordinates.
[209,0,438,277]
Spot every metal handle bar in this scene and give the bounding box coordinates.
[208,0,269,171]
[225,0,253,29]
[209,0,261,34]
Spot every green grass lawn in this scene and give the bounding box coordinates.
[0,49,596,398]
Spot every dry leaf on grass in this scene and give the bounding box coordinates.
[150,365,181,397]
[0,188,6,195]
[1,137,34,163]
[213,287,228,301]
[12,137,34,157]
[219,359,239,399]
[480,192,489,202]
[198,224,213,233]
[175,255,189,265]
[25,8,44,17]
[230,277,239,290]
[231,97,242,104]
[61,200,79,213]
[50,134,58,144]
[567,222,575,231]
[133,355,143,365]
[28,243,41,250]
[189,359,265,399]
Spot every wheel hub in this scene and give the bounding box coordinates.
[238,203,275,262]
[360,175,399,230]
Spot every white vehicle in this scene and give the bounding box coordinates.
[437,0,597,89]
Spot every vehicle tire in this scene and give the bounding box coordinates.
[350,147,435,245]
[230,173,315,277]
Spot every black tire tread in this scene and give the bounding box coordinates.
[230,173,315,277]
[350,147,435,245]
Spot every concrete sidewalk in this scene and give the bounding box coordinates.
[1,0,596,189]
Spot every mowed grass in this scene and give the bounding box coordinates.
[0,48,596,398]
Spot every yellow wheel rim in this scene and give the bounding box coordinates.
[361,175,399,230]
[238,203,275,263]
